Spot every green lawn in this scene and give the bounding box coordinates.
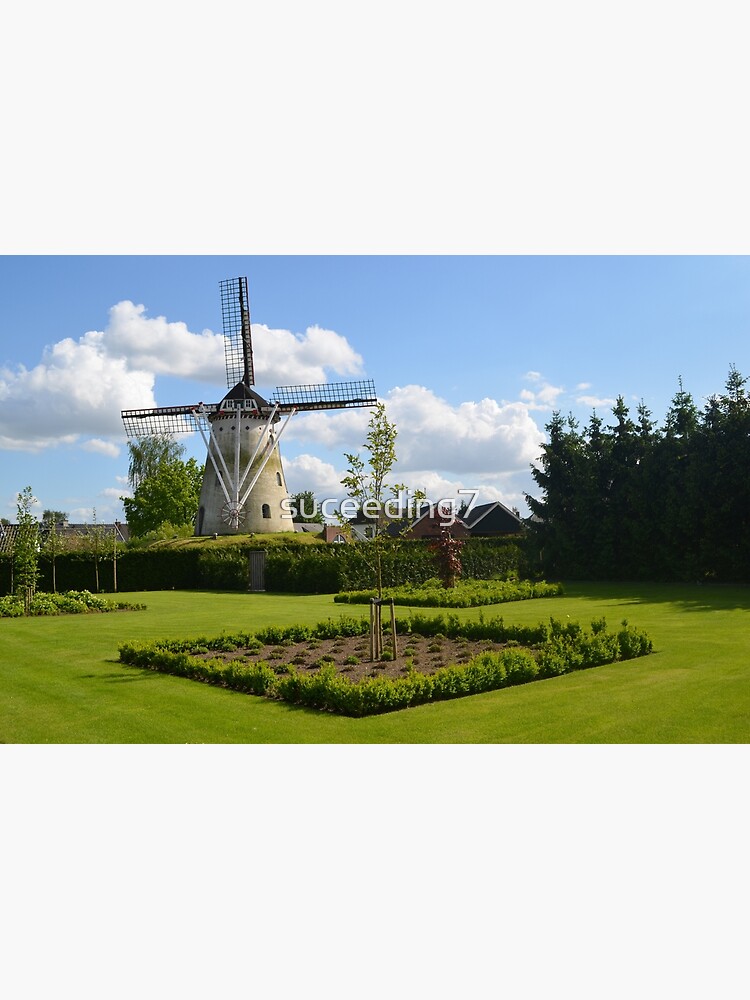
[1,582,749,742]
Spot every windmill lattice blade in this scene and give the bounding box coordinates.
[121,405,209,437]
[271,379,377,412]
[220,276,254,389]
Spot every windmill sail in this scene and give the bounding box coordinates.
[121,404,208,438]
[272,379,377,412]
[221,276,255,388]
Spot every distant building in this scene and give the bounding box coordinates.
[462,501,525,536]
[334,499,525,543]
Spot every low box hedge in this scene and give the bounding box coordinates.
[333,579,564,607]
[118,613,653,717]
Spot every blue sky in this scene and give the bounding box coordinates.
[1,255,748,524]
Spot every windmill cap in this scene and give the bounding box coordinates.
[222,381,270,409]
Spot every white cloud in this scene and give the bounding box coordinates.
[576,394,616,408]
[288,385,544,478]
[576,382,592,391]
[83,439,120,457]
[0,300,367,453]
[0,330,156,449]
[282,454,344,498]
[285,406,372,450]
[282,384,545,517]
[386,385,543,476]
[103,301,226,381]
[519,382,565,411]
[253,324,364,387]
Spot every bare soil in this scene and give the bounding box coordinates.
[200,632,520,683]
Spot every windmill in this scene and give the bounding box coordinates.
[121,277,377,535]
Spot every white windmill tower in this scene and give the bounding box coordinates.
[121,277,377,535]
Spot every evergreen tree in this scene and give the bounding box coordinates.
[628,400,662,578]
[657,379,701,579]
[527,412,587,577]
[697,366,750,580]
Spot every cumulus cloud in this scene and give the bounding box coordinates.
[282,454,345,498]
[253,324,364,387]
[283,383,545,517]
[101,485,128,498]
[519,372,565,411]
[102,301,226,381]
[0,300,367,453]
[82,439,120,457]
[386,385,543,476]
[576,394,617,408]
[289,385,544,478]
[0,340,155,450]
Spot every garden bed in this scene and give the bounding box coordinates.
[119,612,654,717]
[0,590,146,618]
[186,631,521,684]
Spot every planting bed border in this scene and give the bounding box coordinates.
[118,612,654,717]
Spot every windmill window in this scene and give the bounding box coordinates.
[262,504,271,519]
[276,472,282,486]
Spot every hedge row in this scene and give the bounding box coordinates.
[334,579,564,607]
[0,536,534,595]
[265,537,531,593]
[118,613,653,716]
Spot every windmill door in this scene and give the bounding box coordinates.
[248,549,266,592]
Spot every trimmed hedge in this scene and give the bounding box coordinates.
[334,579,564,607]
[118,613,654,717]
[265,536,533,593]
[1,535,535,596]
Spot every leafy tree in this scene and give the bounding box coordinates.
[290,490,324,524]
[42,509,68,525]
[429,529,464,588]
[340,402,422,599]
[78,508,113,592]
[14,486,40,613]
[40,515,69,593]
[122,457,204,537]
[127,435,186,490]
